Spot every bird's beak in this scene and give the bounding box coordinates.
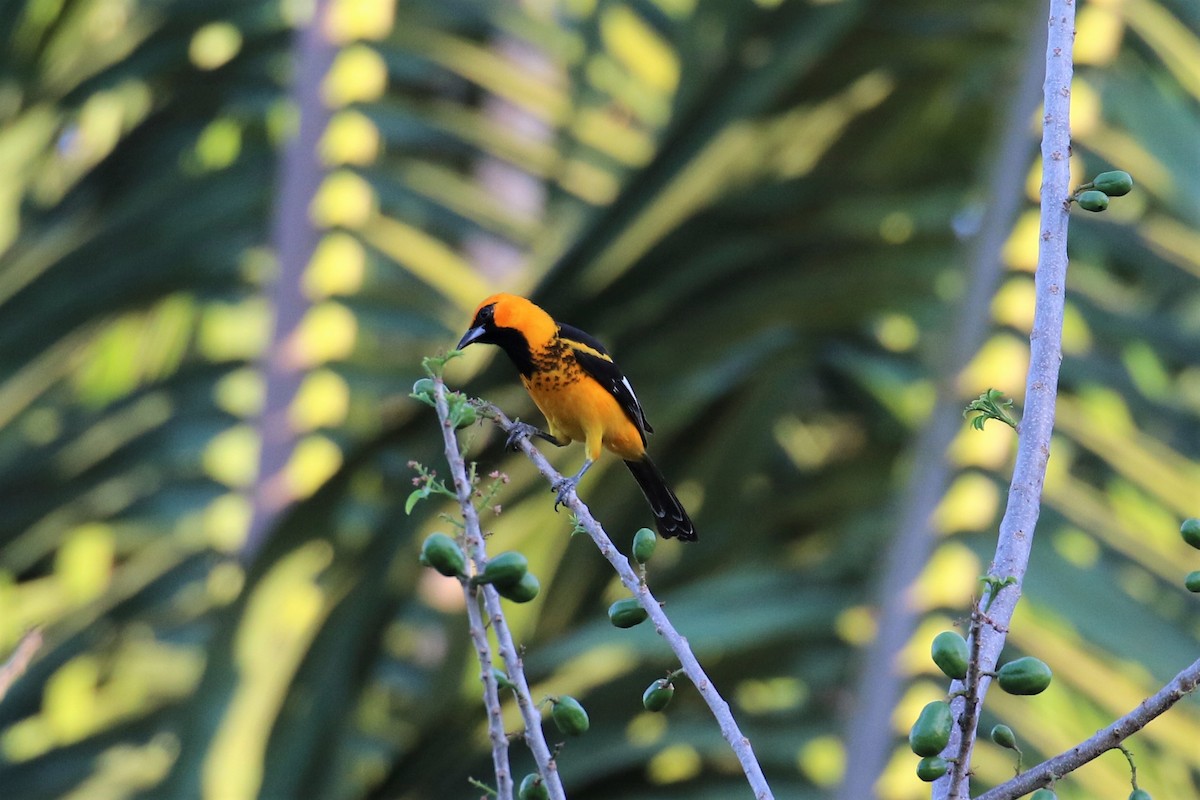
[457,325,486,350]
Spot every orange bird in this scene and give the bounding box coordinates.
[457,293,696,541]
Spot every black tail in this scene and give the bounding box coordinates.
[624,457,697,541]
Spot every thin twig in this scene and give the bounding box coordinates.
[482,403,775,800]
[836,12,1046,792]
[432,378,566,800]
[478,562,561,794]
[461,572,513,798]
[951,606,992,789]
[0,628,43,701]
[1117,743,1137,791]
[936,1,1077,797]
[973,655,1200,800]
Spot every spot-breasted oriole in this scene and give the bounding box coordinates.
[457,293,697,541]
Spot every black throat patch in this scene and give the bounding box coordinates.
[488,326,535,378]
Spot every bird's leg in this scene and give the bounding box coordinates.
[506,420,564,451]
[553,458,594,510]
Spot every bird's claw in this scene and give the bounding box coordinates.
[505,421,541,451]
[552,478,578,511]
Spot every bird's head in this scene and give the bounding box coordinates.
[457,293,556,375]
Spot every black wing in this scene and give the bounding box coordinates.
[558,323,610,356]
[559,324,654,444]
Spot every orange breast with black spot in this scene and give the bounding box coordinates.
[522,349,646,462]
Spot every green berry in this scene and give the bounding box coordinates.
[608,597,649,628]
[551,695,590,736]
[1129,790,1152,800]
[989,724,1017,749]
[908,700,953,757]
[1077,190,1110,212]
[497,571,540,603]
[632,527,657,564]
[1186,571,1200,593]
[1181,518,1200,549]
[477,551,528,588]
[491,667,515,692]
[642,678,675,712]
[419,533,465,577]
[915,756,948,782]
[1093,170,1134,197]
[931,631,969,680]
[518,773,550,800]
[1030,790,1057,800]
[996,656,1053,696]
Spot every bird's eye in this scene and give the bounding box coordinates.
[479,304,496,323]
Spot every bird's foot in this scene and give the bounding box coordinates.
[552,477,579,511]
[505,421,544,451]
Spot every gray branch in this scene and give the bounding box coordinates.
[484,404,775,800]
[937,1,1077,797]
[457,548,514,797]
[974,655,1200,800]
[433,379,566,800]
[463,581,514,800]
[837,12,1046,795]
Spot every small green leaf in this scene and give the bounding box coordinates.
[963,388,1017,431]
[980,574,1018,612]
[421,350,463,378]
[412,378,435,393]
[450,401,477,429]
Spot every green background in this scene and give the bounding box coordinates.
[1,0,1198,797]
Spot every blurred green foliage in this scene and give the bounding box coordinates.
[0,0,1199,798]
